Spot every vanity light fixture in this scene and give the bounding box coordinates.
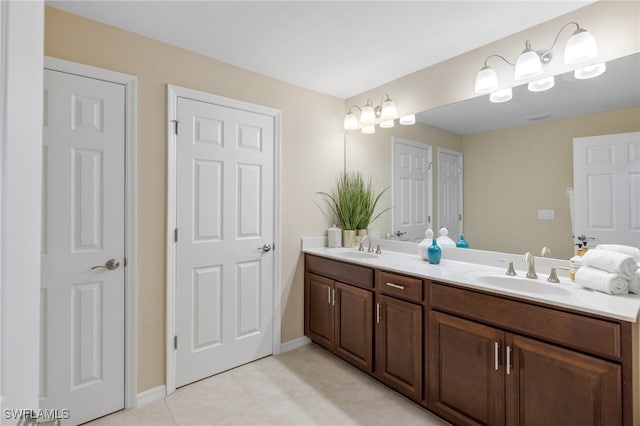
[344,93,412,134]
[475,22,605,103]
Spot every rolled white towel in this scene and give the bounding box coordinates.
[582,249,637,280]
[595,244,640,263]
[576,266,629,295]
[629,271,640,295]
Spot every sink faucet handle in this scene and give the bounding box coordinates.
[375,244,383,255]
[548,266,571,284]
[540,246,551,257]
[498,259,517,276]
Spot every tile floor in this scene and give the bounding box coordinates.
[87,343,449,426]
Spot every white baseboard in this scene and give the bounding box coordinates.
[280,336,311,353]
[137,384,166,407]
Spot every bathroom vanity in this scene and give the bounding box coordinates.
[303,244,640,426]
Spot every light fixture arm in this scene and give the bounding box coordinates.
[539,21,581,57]
[482,54,515,68]
[346,104,361,114]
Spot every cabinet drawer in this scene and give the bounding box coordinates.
[430,282,622,360]
[305,254,373,289]
[377,271,423,303]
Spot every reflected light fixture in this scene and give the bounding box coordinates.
[344,93,412,134]
[475,22,604,103]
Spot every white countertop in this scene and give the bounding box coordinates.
[302,244,640,323]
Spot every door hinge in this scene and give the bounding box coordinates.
[459,213,462,221]
[174,335,178,350]
[174,228,178,242]
[171,119,179,135]
[123,256,128,267]
[428,215,431,223]
[428,161,433,170]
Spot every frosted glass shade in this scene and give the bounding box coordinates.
[343,112,358,130]
[514,49,542,80]
[379,120,394,128]
[399,114,415,125]
[528,76,555,92]
[574,62,606,79]
[361,125,375,134]
[360,104,376,124]
[565,29,598,65]
[475,66,499,94]
[490,88,512,103]
[380,99,397,120]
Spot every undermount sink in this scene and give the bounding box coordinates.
[339,251,378,259]
[472,274,572,296]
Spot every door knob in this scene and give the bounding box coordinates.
[91,259,120,271]
[258,244,272,253]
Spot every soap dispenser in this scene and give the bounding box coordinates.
[456,234,469,248]
[417,228,434,260]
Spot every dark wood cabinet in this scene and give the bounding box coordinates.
[375,277,423,402]
[429,283,624,426]
[304,258,373,374]
[505,333,622,426]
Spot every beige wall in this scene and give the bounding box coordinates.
[45,7,345,392]
[462,106,640,259]
[345,124,462,236]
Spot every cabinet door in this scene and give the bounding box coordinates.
[335,282,373,373]
[428,311,505,426]
[375,294,423,401]
[506,333,622,426]
[304,273,334,350]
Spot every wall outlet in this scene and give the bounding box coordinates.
[537,209,555,220]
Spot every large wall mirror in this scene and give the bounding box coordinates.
[345,52,640,259]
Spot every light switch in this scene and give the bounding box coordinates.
[537,209,555,220]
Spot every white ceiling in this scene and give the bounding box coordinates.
[47,0,595,99]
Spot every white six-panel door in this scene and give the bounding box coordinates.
[174,96,274,388]
[41,69,125,425]
[392,138,432,241]
[573,132,640,247]
[438,148,463,243]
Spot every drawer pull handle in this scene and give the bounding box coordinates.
[332,288,336,306]
[506,346,512,375]
[327,287,331,304]
[386,282,405,290]
[494,342,499,371]
[376,302,381,324]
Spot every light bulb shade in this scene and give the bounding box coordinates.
[528,76,555,92]
[379,120,394,129]
[343,112,358,130]
[489,88,512,103]
[564,28,598,65]
[399,114,415,125]
[514,48,542,80]
[380,99,397,120]
[360,104,376,124]
[574,62,606,79]
[475,65,499,94]
[361,125,375,134]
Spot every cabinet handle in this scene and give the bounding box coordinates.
[332,288,336,306]
[327,287,331,304]
[506,346,512,375]
[494,342,500,371]
[376,302,381,324]
[385,282,405,290]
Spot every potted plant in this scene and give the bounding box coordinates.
[318,171,389,247]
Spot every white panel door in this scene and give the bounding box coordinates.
[573,132,640,247]
[438,149,463,242]
[41,69,125,425]
[392,138,432,241]
[175,96,274,388]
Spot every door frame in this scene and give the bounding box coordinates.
[165,84,282,396]
[436,147,464,234]
[43,57,139,409]
[390,137,433,238]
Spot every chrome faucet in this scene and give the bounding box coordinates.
[523,252,538,279]
[358,235,374,253]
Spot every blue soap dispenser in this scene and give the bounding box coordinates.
[427,239,442,264]
[456,234,469,248]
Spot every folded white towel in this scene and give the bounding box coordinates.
[582,249,638,280]
[576,266,629,295]
[595,244,640,263]
[629,271,640,295]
